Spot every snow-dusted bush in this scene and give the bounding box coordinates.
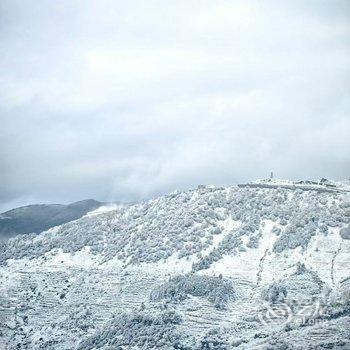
[77,310,192,349]
[246,234,260,249]
[273,225,315,253]
[262,263,324,306]
[279,218,288,226]
[192,255,213,271]
[262,283,287,304]
[61,305,94,333]
[340,226,350,240]
[150,274,235,310]
[272,226,282,236]
[199,327,229,349]
[319,223,329,235]
[266,338,295,350]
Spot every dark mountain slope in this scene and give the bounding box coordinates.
[0,199,103,239]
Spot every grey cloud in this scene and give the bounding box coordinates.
[0,0,349,211]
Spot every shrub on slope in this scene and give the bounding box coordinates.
[77,310,193,349]
[150,274,235,310]
[262,263,325,305]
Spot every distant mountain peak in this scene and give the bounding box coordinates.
[0,199,104,239]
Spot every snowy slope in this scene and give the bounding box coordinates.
[0,182,349,349]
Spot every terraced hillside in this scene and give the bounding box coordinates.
[0,182,349,349]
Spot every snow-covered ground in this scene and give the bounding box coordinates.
[1,183,349,349]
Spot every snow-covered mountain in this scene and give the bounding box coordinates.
[1,181,349,349]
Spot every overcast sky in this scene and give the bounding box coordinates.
[0,0,349,211]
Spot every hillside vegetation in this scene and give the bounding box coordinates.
[0,182,349,349]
